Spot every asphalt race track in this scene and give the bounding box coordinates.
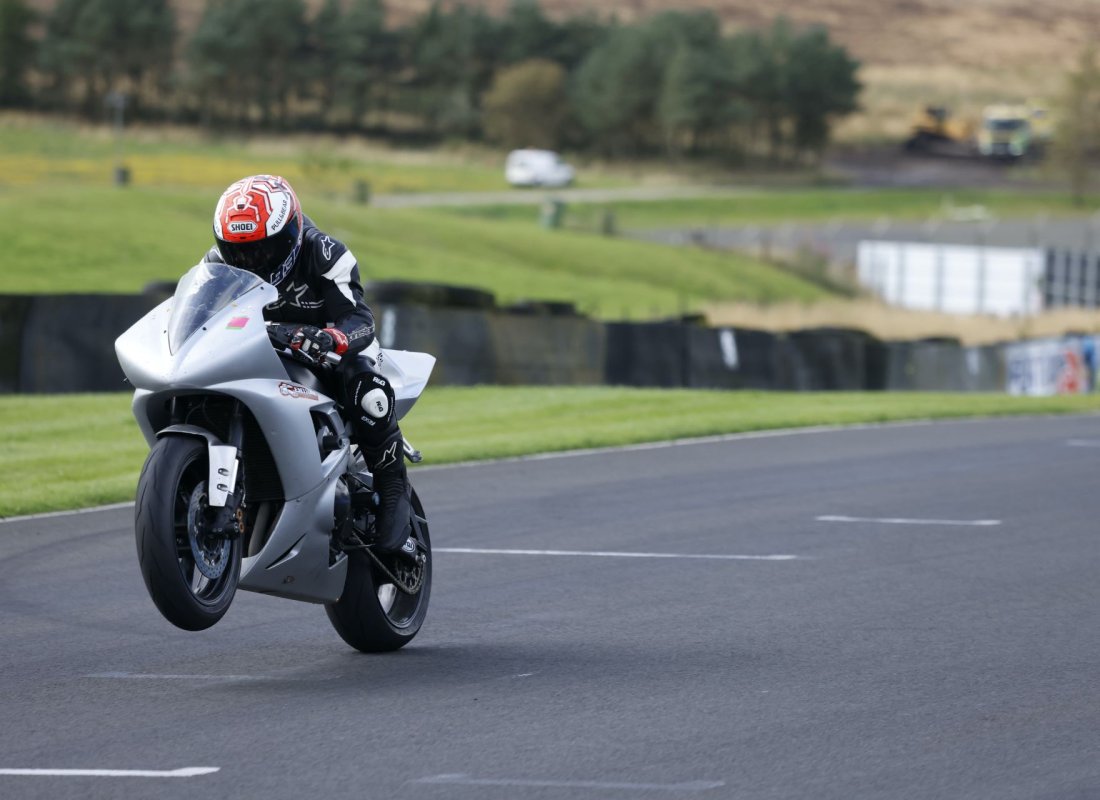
[1,416,1099,800]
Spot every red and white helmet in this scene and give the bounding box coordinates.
[213,175,303,285]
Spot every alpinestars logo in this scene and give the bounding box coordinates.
[320,235,336,261]
[280,281,324,309]
[375,441,399,471]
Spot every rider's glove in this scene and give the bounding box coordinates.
[289,325,349,359]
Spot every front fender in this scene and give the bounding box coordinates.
[156,425,239,508]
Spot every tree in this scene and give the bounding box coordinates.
[498,0,557,64]
[647,12,735,156]
[483,59,568,149]
[337,0,400,128]
[0,0,34,107]
[39,0,175,116]
[726,18,859,162]
[657,44,737,156]
[1053,48,1100,206]
[308,0,344,121]
[570,25,663,155]
[189,0,308,127]
[783,25,860,159]
[404,2,501,136]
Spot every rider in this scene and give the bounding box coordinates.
[205,174,411,554]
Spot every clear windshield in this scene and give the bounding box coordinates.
[987,119,1026,132]
[168,261,265,353]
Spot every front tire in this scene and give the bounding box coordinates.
[325,488,432,652]
[135,436,241,631]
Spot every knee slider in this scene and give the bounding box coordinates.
[361,387,390,419]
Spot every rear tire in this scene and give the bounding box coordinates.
[325,489,432,652]
[135,436,241,631]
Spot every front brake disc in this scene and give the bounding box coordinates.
[187,484,230,580]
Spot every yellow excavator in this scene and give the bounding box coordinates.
[904,106,977,156]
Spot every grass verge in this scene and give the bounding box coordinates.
[2,387,1098,518]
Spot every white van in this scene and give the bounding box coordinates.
[505,149,575,188]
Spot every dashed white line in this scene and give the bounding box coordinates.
[0,767,219,778]
[413,774,724,792]
[436,548,801,561]
[817,515,1001,527]
[84,672,321,682]
[86,672,263,681]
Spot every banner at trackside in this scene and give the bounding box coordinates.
[1005,336,1099,396]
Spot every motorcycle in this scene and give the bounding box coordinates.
[115,260,435,652]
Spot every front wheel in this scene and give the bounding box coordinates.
[135,436,241,631]
[325,488,432,652]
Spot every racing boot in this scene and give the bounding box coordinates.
[364,434,412,554]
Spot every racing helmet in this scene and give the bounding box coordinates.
[212,175,303,285]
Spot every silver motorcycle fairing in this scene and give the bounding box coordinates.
[115,262,435,604]
[238,477,348,603]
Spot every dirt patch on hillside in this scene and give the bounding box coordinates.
[705,299,1100,345]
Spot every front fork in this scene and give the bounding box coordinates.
[158,401,245,537]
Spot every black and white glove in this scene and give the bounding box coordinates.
[289,325,348,359]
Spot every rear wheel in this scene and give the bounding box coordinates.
[325,488,432,652]
[135,436,241,631]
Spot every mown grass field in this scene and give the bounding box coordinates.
[447,188,1100,230]
[1,184,828,317]
[0,115,627,195]
[3,388,1098,518]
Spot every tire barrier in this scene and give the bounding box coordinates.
[775,329,874,391]
[14,294,160,393]
[502,300,580,317]
[364,281,496,310]
[1,289,1096,395]
[380,304,605,386]
[0,296,33,393]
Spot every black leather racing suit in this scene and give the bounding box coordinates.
[204,215,402,459]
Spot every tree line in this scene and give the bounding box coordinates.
[0,0,861,162]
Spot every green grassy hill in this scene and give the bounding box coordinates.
[2,185,827,318]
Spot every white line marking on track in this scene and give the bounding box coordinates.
[84,672,315,682]
[436,547,800,561]
[817,515,1001,527]
[1067,439,1100,447]
[413,774,724,792]
[0,767,219,778]
[0,502,134,524]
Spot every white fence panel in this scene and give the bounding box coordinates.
[857,241,1044,316]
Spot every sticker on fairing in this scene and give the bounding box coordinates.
[279,382,318,401]
[226,316,249,329]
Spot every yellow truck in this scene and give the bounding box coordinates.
[978,105,1051,160]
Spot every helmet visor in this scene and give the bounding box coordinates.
[216,215,301,281]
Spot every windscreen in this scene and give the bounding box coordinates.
[167,261,264,353]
